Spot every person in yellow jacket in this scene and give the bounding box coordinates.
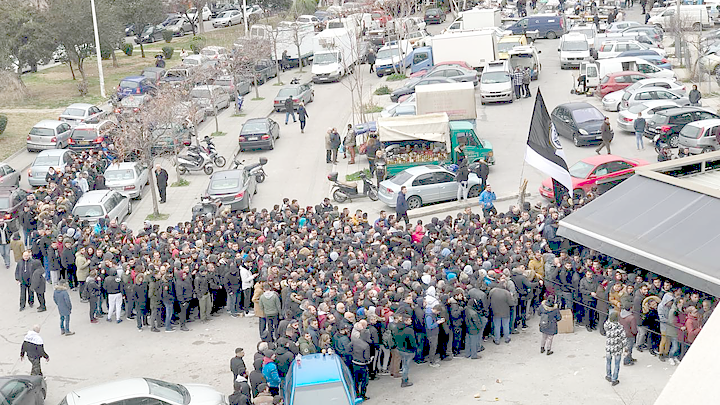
[75,247,90,303]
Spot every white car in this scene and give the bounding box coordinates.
[200,46,230,60]
[380,95,416,118]
[59,103,106,127]
[296,14,320,25]
[605,21,642,33]
[182,54,209,69]
[60,378,226,405]
[187,5,211,22]
[616,100,680,132]
[619,87,691,111]
[378,165,484,209]
[212,10,243,27]
[598,39,665,59]
[104,162,149,199]
[245,5,264,18]
[602,77,686,111]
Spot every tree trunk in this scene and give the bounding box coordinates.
[111,49,118,68]
[147,160,160,216]
[140,43,145,58]
[68,60,76,80]
[254,76,260,99]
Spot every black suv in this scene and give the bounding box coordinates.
[644,107,720,147]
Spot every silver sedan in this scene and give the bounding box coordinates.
[602,77,687,112]
[619,87,690,111]
[378,165,482,209]
[104,162,149,199]
[421,66,478,86]
[616,100,680,132]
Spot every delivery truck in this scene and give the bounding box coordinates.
[413,30,497,72]
[312,27,358,83]
[273,22,316,68]
[377,113,494,177]
[444,9,502,33]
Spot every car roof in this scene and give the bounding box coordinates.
[608,70,643,77]
[72,121,111,130]
[559,102,598,111]
[658,106,709,116]
[402,165,446,175]
[66,378,150,405]
[66,103,94,109]
[120,76,146,82]
[579,154,636,166]
[292,354,344,387]
[210,169,244,180]
[564,32,588,39]
[33,120,64,128]
[684,119,720,128]
[76,190,115,204]
[245,118,269,123]
[105,162,139,171]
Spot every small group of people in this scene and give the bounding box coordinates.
[512,67,533,100]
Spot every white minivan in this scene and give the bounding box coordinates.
[649,5,711,30]
[579,56,676,90]
[559,33,591,69]
[479,60,513,104]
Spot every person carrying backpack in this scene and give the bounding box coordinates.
[538,295,562,355]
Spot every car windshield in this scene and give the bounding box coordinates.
[214,78,232,86]
[62,108,86,117]
[291,381,351,405]
[680,125,704,139]
[277,88,299,97]
[30,128,55,137]
[184,58,201,66]
[210,177,241,191]
[568,160,595,178]
[241,121,269,133]
[71,128,98,139]
[201,49,217,57]
[571,107,604,123]
[571,28,594,38]
[73,204,104,217]
[190,88,212,99]
[377,48,400,59]
[0,196,11,210]
[142,71,157,79]
[562,41,589,51]
[105,169,135,181]
[314,53,338,64]
[146,379,189,405]
[390,171,412,185]
[628,103,650,113]
[497,41,520,52]
[482,71,510,84]
[34,156,60,166]
[120,80,140,89]
[219,11,233,18]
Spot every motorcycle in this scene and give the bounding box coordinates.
[328,171,378,203]
[199,136,226,168]
[177,145,214,175]
[231,157,268,183]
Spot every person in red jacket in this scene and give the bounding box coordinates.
[685,306,702,345]
[619,302,638,365]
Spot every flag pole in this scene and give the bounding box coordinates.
[517,89,542,207]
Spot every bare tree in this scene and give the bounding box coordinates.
[168,0,205,35]
[232,36,273,99]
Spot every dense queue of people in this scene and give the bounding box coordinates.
[10,155,716,401]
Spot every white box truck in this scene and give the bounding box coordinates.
[274,22,316,68]
[444,9,502,33]
[648,4,711,30]
[312,28,358,83]
[415,82,477,121]
[429,30,497,70]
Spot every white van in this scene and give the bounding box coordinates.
[648,5,711,30]
[559,32,591,69]
[508,46,542,80]
[479,60,513,104]
[568,23,597,49]
[579,56,677,89]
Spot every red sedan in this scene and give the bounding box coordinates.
[539,155,649,200]
[410,61,473,78]
[594,71,648,98]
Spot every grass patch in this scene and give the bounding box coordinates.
[145,212,170,220]
[170,178,190,187]
[385,73,407,82]
[232,113,247,117]
[346,169,371,181]
[273,82,284,86]
[211,131,226,136]
[0,113,46,160]
[374,85,391,95]
[362,103,383,113]
[251,97,265,101]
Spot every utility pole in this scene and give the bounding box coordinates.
[675,0,682,67]
[243,0,249,36]
[90,0,106,98]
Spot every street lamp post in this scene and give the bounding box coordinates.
[90,0,106,98]
[243,0,249,36]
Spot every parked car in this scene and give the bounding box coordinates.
[181,54,209,70]
[273,83,314,112]
[59,103,106,127]
[135,25,165,44]
[254,58,277,84]
[421,65,478,85]
[213,75,251,99]
[211,3,235,18]
[116,76,157,100]
[163,16,194,36]
[296,14,321,27]
[200,46,230,60]
[27,120,72,151]
[140,67,166,84]
[212,10,243,28]
[68,120,117,150]
[114,95,152,121]
[594,71,648,98]
[644,106,720,147]
[151,123,193,155]
[0,163,21,188]
[160,67,193,88]
[378,165,484,209]
[72,190,131,225]
[605,21,642,33]
[550,102,606,146]
[380,95,417,118]
[238,118,280,151]
[0,187,29,231]
[187,5,211,22]
[0,376,46,405]
[104,162,149,199]
[206,169,257,212]
[698,50,720,76]
[618,87,690,111]
[283,353,358,405]
[410,61,473,78]
[602,77,686,111]
[371,10,393,27]
[539,155,649,200]
[424,8,446,24]
[390,77,454,102]
[598,39,665,59]
[28,149,75,187]
[190,85,231,115]
[623,25,664,42]
[678,119,720,154]
[616,100,680,132]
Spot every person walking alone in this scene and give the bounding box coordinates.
[367,48,376,73]
[53,281,74,336]
[20,325,49,376]
[538,295,561,355]
[0,220,12,269]
[155,164,168,204]
[604,311,627,386]
[284,96,296,125]
[689,85,702,106]
[596,117,613,155]
[297,102,309,133]
[634,111,646,150]
[456,160,469,201]
[343,124,357,164]
[396,186,410,227]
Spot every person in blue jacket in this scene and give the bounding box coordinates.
[261,350,281,396]
[478,185,497,217]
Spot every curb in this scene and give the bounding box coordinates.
[407,192,530,219]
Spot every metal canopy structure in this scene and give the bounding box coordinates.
[558,152,720,297]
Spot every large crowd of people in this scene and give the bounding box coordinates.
[9,148,716,404]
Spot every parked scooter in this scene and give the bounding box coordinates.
[328,171,378,203]
[177,145,214,175]
[230,157,268,183]
[199,136,226,167]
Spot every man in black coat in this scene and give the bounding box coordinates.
[15,250,35,310]
[20,325,49,376]
[175,271,193,331]
[475,159,489,192]
[30,260,46,312]
[155,164,169,203]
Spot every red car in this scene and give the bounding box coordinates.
[539,155,649,200]
[594,71,648,98]
[371,10,392,27]
[410,61,474,78]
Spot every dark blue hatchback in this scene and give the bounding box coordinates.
[116,76,157,100]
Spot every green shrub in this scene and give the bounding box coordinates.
[374,85,391,95]
[162,30,174,43]
[386,73,407,82]
[122,43,133,56]
[162,46,174,59]
[189,35,206,54]
[0,115,7,136]
[100,47,113,60]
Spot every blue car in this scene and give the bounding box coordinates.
[284,353,362,405]
[616,50,672,69]
[116,76,157,100]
